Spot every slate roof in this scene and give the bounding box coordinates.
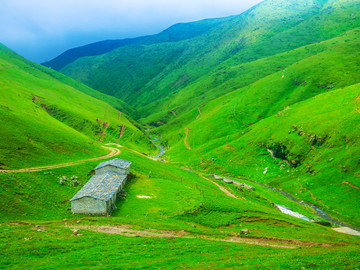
[95,158,132,170]
[70,172,127,201]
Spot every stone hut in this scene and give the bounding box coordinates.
[95,158,132,176]
[70,172,127,216]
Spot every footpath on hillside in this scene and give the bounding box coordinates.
[68,224,333,249]
[198,175,240,199]
[0,146,120,173]
[2,142,359,237]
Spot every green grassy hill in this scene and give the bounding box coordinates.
[37,0,360,228]
[2,0,360,268]
[0,43,154,169]
[140,26,360,125]
[1,146,360,269]
[54,0,360,121]
[151,34,360,226]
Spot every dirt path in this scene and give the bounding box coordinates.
[116,125,126,144]
[343,181,360,189]
[184,128,191,150]
[233,104,251,127]
[0,146,120,173]
[105,143,122,147]
[199,175,240,199]
[72,225,299,249]
[196,105,204,120]
[224,136,234,150]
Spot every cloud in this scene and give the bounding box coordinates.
[0,0,263,62]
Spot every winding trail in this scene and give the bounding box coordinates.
[233,103,251,127]
[199,175,239,199]
[196,105,204,120]
[343,181,360,189]
[170,110,178,117]
[0,146,120,173]
[184,128,191,150]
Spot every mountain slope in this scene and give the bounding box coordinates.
[140,26,360,125]
[38,0,360,227]
[53,0,360,122]
[156,39,360,227]
[2,0,360,268]
[0,43,154,169]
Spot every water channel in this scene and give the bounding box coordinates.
[235,177,359,232]
[146,133,358,231]
[149,136,165,159]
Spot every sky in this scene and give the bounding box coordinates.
[0,0,263,63]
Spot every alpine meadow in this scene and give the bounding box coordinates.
[1,0,360,269]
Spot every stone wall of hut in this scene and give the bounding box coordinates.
[71,196,108,216]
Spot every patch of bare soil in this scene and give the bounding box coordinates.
[238,216,302,228]
[196,105,204,120]
[75,225,191,238]
[117,125,126,144]
[71,225,334,249]
[224,136,234,150]
[171,110,178,117]
[184,128,191,150]
[342,181,360,189]
[180,167,194,172]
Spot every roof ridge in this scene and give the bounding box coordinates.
[70,172,127,201]
[94,158,132,170]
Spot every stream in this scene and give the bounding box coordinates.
[146,134,358,231]
[235,177,360,232]
[149,137,165,159]
[275,204,311,222]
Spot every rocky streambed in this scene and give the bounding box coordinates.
[149,136,166,159]
[211,174,360,235]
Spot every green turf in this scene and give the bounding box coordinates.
[1,225,359,269]
[1,0,360,268]
[58,0,360,122]
[1,147,359,269]
[0,43,155,169]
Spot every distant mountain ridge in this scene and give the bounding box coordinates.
[42,17,230,70]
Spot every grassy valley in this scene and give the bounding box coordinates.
[152,30,360,228]
[54,0,360,118]
[1,0,360,268]
[1,146,359,269]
